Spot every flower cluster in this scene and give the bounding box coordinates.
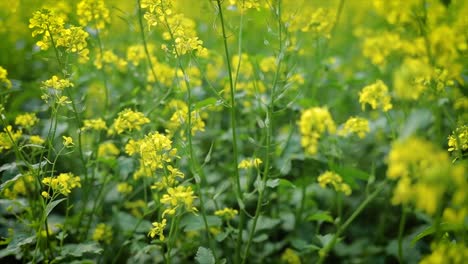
[15,113,39,129]
[0,66,12,90]
[387,137,466,217]
[29,9,89,62]
[110,109,150,134]
[317,171,352,196]
[359,80,392,112]
[448,125,467,153]
[160,185,198,217]
[148,219,167,241]
[42,172,81,197]
[77,0,110,30]
[0,126,22,152]
[92,223,113,244]
[338,117,370,139]
[142,0,207,57]
[82,118,107,131]
[214,207,238,220]
[420,241,468,264]
[298,107,336,155]
[238,158,263,169]
[40,75,74,105]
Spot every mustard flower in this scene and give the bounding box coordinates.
[160,186,197,217]
[281,248,301,264]
[42,172,81,196]
[393,58,432,100]
[214,208,238,220]
[0,126,22,152]
[359,80,392,112]
[29,9,65,50]
[42,75,74,91]
[448,125,468,152]
[148,218,167,241]
[238,158,263,169]
[117,183,133,194]
[62,136,74,147]
[77,0,110,29]
[420,241,468,264]
[387,137,466,215]
[298,107,336,156]
[338,117,370,139]
[317,171,352,196]
[0,66,12,89]
[110,109,150,134]
[29,135,45,145]
[15,113,39,128]
[125,132,177,171]
[55,26,90,63]
[93,223,113,244]
[82,118,107,131]
[98,141,120,157]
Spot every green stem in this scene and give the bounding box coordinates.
[317,180,387,264]
[214,1,245,262]
[398,206,407,264]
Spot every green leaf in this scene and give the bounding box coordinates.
[180,215,221,232]
[410,223,457,246]
[266,179,280,188]
[194,97,218,110]
[45,198,67,217]
[278,179,296,189]
[195,247,215,264]
[307,211,334,223]
[60,242,103,257]
[0,173,22,191]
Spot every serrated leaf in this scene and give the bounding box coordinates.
[45,198,67,217]
[195,247,215,264]
[307,211,334,223]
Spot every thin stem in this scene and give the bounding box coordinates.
[214,1,245,262]
[398,206,407,264]
[317,180,387,264]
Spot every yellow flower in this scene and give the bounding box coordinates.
[77,0,110,30]
[30,135,45,145]
[448,125,468,152]
[148,218,167,241]
[42,75,74,91]
[214,208,238,220]
[359,80,392,112]
[93,223,113,244]
[62,136,74,147]
[117,183,133,194]
[281,248,301,264]
[0,126,22,152]
[110,109,150,134]
[420,241,468,264]
[98,142,120,157]
[42,172,81,196]
[82,118,107,131]
[298,107,336,155]
[15,113,39,128]
[338,117,370,139]
[160,186,197,216]
[317,171,352,196]
[238,158,263,169]
[0,66,12,89]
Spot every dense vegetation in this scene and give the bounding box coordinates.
[0,0,467,263]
